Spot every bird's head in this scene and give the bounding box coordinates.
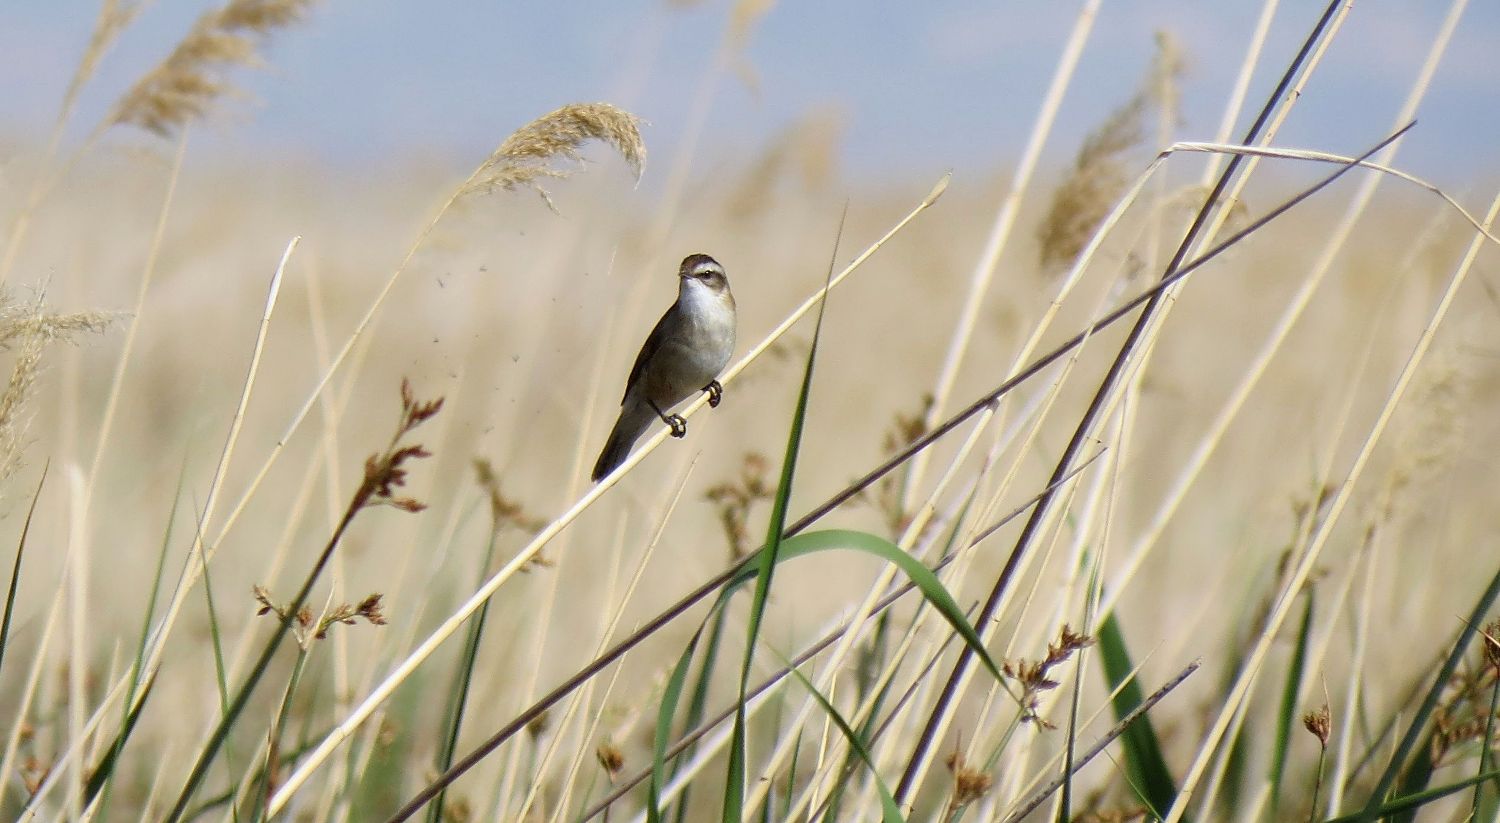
[678,254,730,296]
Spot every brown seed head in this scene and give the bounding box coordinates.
[1302,705,1331,747]
[596,742,625,779]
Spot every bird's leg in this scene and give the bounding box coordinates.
[648,399,688,438]
[702,380,723,408]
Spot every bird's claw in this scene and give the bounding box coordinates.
[703,380,723,408]
[666,414,688,438]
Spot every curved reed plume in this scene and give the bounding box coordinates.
[462,102,647,208]
[108,0,317,137]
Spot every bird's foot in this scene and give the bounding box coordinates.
[703,380,723,408]
[666,414,688,438]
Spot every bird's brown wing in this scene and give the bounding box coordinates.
[622,306,676,405]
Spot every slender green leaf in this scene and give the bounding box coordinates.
[1358,564,1500,818]
[781,726,803,822]
[0,462,46,678]
[778,654,905,823]
[93,458,186,816]
[823,613,894,823]
[673,607,732,823]
[726,223,839,823]
[650,527,1003,820]
[1389,728,1435,823]
[84,669,158,800]
[200,540,230,714]
[1473,674,1500,820]
[431,521,499,823]
[729,530,1004,684]
[650,621,712,823]
[1270,587,1315,819]
[1097,612,1177,817]
[1324,769,1500,823]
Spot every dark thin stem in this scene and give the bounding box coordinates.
[1309,744,1328,823]
[894,2,1358,801]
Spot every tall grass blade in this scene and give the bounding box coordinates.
[1324,769,1500,823]
[93,456,185,816]
[0,462,46,679]
[200,538,231,714]
[1388,730,1435,823]
[1357,564,1500,818]
[428,530,501,823]
[725,215,843,822]
[672,606,732,823]
[822,614,894,823]
[729,530,1003,681]
[1269,587,1315,819]
[1097,612,1177,816]
[778,653,905,823]
[83,669,158,801]
[1472,671,1500,820]
[650,621,713,823]
[644,526,1003,820]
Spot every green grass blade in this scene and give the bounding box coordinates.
[84,668,158,801]
[823,613,894,823]
[429,528,501,823]
[781,726,803,822]
[1388,729,1435,823]
[1358,564,1500,818]
[728,530,1004,683]
[1269,587,1315,819]
[726,222,841,822]
[1473,673,1500,820]
[777,652,905,823]
[199,535,230,714]
[1097,612,1177,817]
[650,621,712,823]
[1324,769,1500,823]
[254,648,310,822]
[93,456,186,816]
[0,462,46,679]
[672,605,732,823]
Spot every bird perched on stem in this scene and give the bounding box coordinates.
[591,254,737,482]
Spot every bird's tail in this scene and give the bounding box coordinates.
[591,405,652,482]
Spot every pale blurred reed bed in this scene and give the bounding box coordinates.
[1,0,1499,821]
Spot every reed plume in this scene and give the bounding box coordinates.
[108,0,317,136]
[463,103,646,209]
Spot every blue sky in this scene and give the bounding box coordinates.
[3,2,1498,189]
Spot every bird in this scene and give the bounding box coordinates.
[591,254,737,482]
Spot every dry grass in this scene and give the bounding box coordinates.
[3,148,1486,823]
[0,293,113,488]
[1,4,1499,823]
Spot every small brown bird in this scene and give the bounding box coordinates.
[591,254,737,481]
